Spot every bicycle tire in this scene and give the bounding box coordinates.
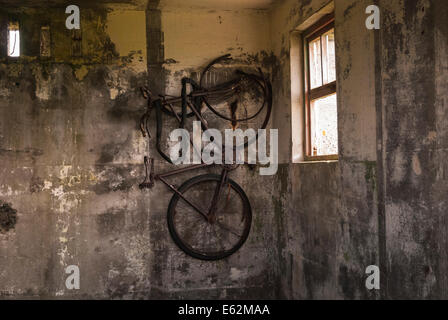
[167,174,252,261]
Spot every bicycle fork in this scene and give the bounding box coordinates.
[207,169,228,224]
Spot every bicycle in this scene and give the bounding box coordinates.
[138,54,272,260]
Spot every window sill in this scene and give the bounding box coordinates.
[296,160,338,165]
[293,155,339,164]
[304,155,339,162]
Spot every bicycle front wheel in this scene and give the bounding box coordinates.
[167,174,252,260]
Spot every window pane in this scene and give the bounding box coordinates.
[8,23,20,57]
[322,28,336,84]
[311,93,338,156]
[308,37,322,89]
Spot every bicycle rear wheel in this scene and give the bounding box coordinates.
[167,174,252,260]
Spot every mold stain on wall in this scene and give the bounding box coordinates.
[0,1,279,299]
[0,0,446,300]
[0,202,17,232]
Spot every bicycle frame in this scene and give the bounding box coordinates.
[136,55,273,260]
[140,64,272,165]
[150,163,230,224]
[141,91,254,223]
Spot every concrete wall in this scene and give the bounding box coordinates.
[0,0,447,300]
[145,3,279,299]
[380,0,448,299]
[270,0,448,300]
[0,2,278,299]
[0,5,151,299]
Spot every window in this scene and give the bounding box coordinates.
[8,22,20,57]
[71,29,82,57]
[40,26,51,57]
[304,15,338,160]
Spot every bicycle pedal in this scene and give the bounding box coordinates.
[139,182,154,190]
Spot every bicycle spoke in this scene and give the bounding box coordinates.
[178,193,209,221]
[223,183,232,211]
[168,174,252,260]
[199,223,217,254]
[176,203,203,227]
[215,221,242,238]
[195,223,205,251]
[195,221,209,251]
[175,200,210,249]
[212,224,226,251]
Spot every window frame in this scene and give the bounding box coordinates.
[7,22,20,58]
[303,14,338,161]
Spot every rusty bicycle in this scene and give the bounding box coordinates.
[139,55,272,260]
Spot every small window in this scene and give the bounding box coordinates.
[71,29,82,57]
[304,15,338,160]
[40,26,51,57]
[8,22,20,57]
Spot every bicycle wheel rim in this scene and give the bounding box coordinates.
[167,174,252,260]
